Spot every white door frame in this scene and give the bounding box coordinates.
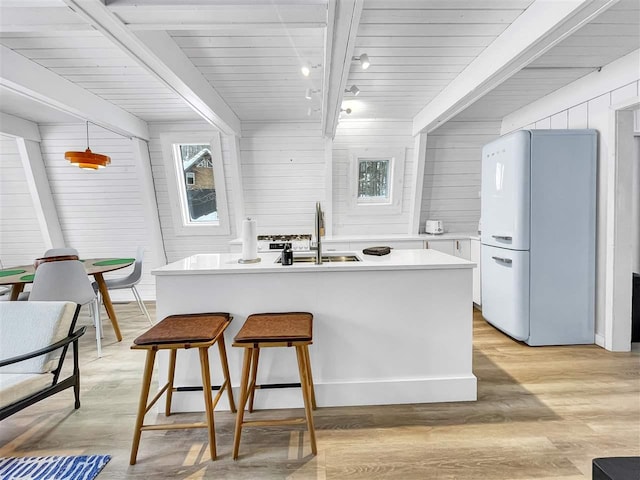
[604,96,639,351]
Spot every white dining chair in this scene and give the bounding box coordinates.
[43,248,79,257]
[29,259,104,357]
[95,246,152,325]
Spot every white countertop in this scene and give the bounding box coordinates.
[152,249,475,276]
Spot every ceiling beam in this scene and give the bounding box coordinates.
[0,45,149,140]
[0,112,41,142]
[412,0,620,136]
[63,0,241,136]
[323,0,363,139]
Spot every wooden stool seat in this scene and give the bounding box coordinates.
[232,312,317,459]
[129,312,236,465]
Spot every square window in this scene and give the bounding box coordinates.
[348,148,405,215]
[357,158,390,202]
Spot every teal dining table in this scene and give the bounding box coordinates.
[0,258,134,342]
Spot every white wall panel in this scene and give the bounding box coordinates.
[333,120,414,235]
[39,124,154,300]
[240,122,325,233]
[420,120,501,234]
[0,134,46,267]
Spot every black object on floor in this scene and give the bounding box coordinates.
[593,457,640,480]
[632,273,639,342]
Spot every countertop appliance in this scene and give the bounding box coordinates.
[480,129,596,345]
[425,220,444,235]
[257,234,311,252]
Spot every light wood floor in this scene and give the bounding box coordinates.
[1,303,638,479]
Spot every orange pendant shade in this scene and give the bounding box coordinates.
[65,148,111,170]
[66,121,112,170]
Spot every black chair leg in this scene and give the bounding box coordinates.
[73,339,81,409]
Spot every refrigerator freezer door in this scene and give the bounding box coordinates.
[481,130,530,250]
[481,245,530,341]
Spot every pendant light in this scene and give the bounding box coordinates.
[65,121,111,170]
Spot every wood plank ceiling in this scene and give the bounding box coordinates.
[0,0,638,127]
[454,0,640,121]
[111,2,330,122]
[0,1,201,123]
[343,0,535,120]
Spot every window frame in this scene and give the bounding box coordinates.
[160,131,230,236]
[348,148,405,215]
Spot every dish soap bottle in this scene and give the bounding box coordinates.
[282,243,293,266]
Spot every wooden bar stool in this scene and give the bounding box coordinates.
[232,312,317,460]
[129,312,236,465]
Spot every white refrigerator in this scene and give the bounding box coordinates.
[480,129,597,346]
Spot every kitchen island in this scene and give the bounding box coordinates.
[152,249,476,412]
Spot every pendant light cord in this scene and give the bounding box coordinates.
[86,121,90,150]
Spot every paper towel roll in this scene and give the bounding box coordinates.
[241,217,258,261]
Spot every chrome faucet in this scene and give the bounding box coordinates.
[313,201,324,264]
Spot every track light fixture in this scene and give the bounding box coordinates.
[305,88,320,100]
[301,62,321,77]
[340,108,352,114]
[345,85,360,96]
[352,53,370,70]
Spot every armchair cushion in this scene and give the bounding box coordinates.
[0,301,77,374]
[0,373,53,409]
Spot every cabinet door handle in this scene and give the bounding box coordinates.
[492,256,513,265]
[456,240,459,250]
[492,235,512,241]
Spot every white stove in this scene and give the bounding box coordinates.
[257,234,311,252]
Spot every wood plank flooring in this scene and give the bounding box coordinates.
[0,304,638,479]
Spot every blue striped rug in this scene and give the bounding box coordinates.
[0,455,110,480]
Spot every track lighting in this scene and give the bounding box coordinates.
[340,108,352,114]
[345,85,360,96]
[301,62,321,77]
[352,53,370,70]
[305,88,320,100]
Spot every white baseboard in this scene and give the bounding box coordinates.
[595,333,605,348]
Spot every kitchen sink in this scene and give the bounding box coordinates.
[275,254,361,264]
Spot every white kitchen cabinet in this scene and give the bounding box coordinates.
[470,238,481,306]
[425,239,455,255]
[454,239,471,260]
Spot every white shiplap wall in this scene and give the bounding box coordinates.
[38,124,154,300]
[333,120,414,235]
[0,134,47,267]
[148,122,238,261]
[420,120,501,233]
[499,69,640,344]
[240,122,326,233]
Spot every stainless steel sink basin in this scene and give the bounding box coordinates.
[275,254,361,264]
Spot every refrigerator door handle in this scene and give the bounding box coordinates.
[491,256,513,265]
[491,235,513,241]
